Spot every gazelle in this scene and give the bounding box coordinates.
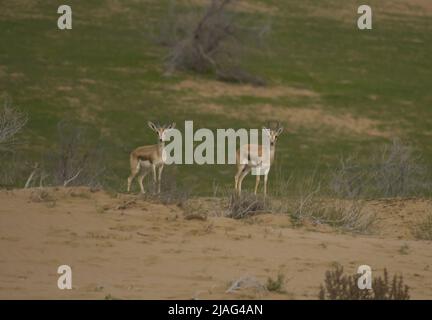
[234,121,283,197]
[127,121,175,194]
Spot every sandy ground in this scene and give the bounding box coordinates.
[0,187,431,300]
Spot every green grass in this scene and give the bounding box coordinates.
[1,0,431,195]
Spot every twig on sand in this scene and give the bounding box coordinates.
[225,276,266,294]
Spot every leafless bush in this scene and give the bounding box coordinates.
[330,155,368,198]
[226,192,268,219]
[374,140,429,197]
[319,264,410,300]
[278,172,375,233]
[0,99,28,153]
[160,0,269,85]
[324,201,375,233]
[413,213,432,240]
[0,153,24,188]
[0,99,28,188]
[331,140,431,198]
[31,121,107,188]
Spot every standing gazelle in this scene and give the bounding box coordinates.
[127,121,175,194]
[234,121,283,197]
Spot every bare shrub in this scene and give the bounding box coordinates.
[29,121,107,188]
[160,0,269,85]
[319,264,410,300]
[0,99,28,153]
[226,192,268,219]
[331,140,431,198]
[288,184,324,226]
[330,155,369,198]
[277,171,375,233]
[288,192,374,233]
[0,153,26,188]
[321,201,375,234]
[0,99,28,188]
[373,140,429,197]
[413,213,432,240]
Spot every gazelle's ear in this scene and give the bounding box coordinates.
[148,121,158,132]
[276,127,284,135]
[262,127,271,136]
[167,122,176,130]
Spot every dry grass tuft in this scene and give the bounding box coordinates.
[319,264,410,300]
[413,213,432,240]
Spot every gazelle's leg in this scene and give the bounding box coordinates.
[152,164,157,193]
[157,165,164,194]
[138,170,148,194]
[238,167,251,196]
[263,174,268,197]
[254,174,261,195]
[234,164,246,194]
[127,160,140,193]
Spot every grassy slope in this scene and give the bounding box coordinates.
[1,0,431,194]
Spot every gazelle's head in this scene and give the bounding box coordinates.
[148,121,176,143]
[263,121,284,147]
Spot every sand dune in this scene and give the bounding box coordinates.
[0,187,431,299]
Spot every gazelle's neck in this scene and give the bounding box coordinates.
[157,141,165,155]
[270,144,276,163]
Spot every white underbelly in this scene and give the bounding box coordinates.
[138,160,152,168]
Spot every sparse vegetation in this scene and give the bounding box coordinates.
[330,140,432,198]
[278,173,375,233]
[226,192,268,219]
[0,99,28,187]
[398,243,410,255]
[413,213,432,240]
[319,264,410,300]
[266,273,285,293]
[23,121,108,189]
[0,99,27,153]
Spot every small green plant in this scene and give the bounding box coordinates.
[266,273,285,293]
[398,243,410,255]
[319,264,410,300]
